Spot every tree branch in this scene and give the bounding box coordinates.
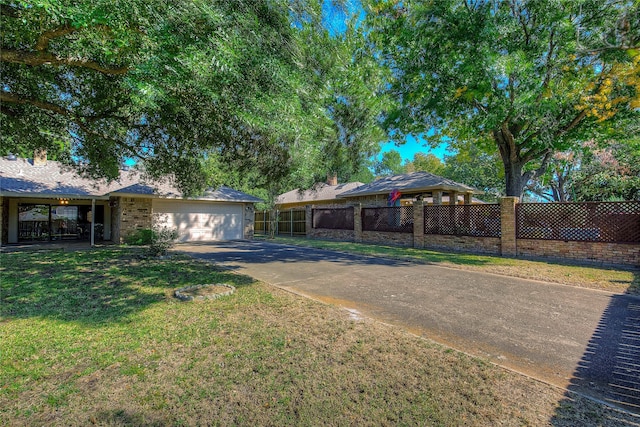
[35,25,77,51]
[556,110,587,137]
[1,91,136,155]
[1,91,70,117]
[536,28,556,103]
[1,49,129,75]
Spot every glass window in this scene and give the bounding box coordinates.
[18,205,50,242]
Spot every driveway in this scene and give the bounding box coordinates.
[178,240,640,412]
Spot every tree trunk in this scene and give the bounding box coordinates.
[494,127,528,199]
[504,161,527,199]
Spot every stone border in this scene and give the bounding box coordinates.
[174,283,236,301]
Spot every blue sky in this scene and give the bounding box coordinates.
[379,136,450,163]
[321,1,450,164]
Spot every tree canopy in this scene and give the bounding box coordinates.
[1,0,386,195]
[366,0,640,198]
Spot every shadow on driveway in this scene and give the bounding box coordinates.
[178,240,415,269]
[552,280,640,421]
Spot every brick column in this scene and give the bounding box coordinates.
[449,191,458,205]
[413,200,424,249]
[305,205,312,238]
[0,196,3,246]
[118,197,153,243]
[353,203,362,243]
[433,191,442,205]
[500,197,519,256]
[243,204,255,240]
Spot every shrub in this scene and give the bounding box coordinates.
[146,226,179,257]
[125,229,153,245]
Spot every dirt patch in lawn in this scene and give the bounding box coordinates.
[174,283,235,301]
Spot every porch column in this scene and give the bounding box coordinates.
[433,190,442,205]
[464,192,473,205]
[449,191,458,205]
[90,198,95,247]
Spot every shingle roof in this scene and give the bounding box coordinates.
[337,172,478,198]
[0,157,262,203]
[276,182,364,205]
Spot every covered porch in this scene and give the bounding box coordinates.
[2,196,111,246]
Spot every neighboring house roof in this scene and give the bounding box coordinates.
[276,182,364,205]
[338,172,478,198]
[0,157,262,203]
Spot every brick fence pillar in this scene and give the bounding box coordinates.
[305,205,312,238]
[413,200,424,249]
[353,203,363,243]
[500,197,519,256]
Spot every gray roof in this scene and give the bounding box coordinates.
[0,157,262,203]
[337,172,477,198]
[276,182,364,205]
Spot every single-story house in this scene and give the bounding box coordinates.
[276,171,482,210]
[0,153,262,245]
[337,171,483,206]
[275,173,364,209]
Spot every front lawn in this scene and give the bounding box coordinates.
[1,248,636,426]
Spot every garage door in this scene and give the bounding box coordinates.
[152,200,243,242]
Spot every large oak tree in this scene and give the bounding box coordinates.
[1,0,385,195]
[366,0,639,198]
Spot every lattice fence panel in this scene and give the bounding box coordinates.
[516,201,640,243]
[362,206,414,233]
[312,207,354,230]
[424,204,501,237]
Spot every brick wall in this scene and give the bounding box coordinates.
[243,203,254,240]
[304,200,640,267]
[308,228,355,241]
[424,235,501,255]
[362,230,413,247]
[116,197,152,243]
[517,239,639,266]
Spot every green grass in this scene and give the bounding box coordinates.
[261,236,639,295]
[1,248,636,426]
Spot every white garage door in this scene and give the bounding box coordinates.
[153,200,243,242]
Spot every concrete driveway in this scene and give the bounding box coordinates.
[177,240,640,412]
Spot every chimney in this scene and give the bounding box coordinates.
[326,172,338,186]
[33,149,47,166]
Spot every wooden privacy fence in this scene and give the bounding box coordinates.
[516,201,640,243]
[254,209,306,236]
